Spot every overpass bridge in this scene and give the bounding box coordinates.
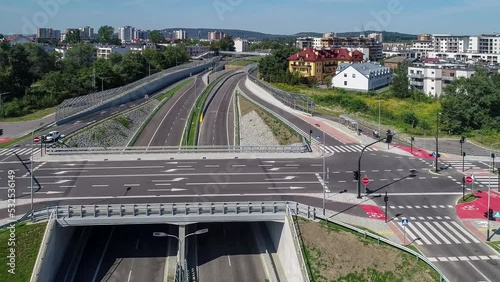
[192,51,270,60]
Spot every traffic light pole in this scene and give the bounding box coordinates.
[384,191,388,223]
[357,137,386,199]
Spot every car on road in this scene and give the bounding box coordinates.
[43,131,61,143]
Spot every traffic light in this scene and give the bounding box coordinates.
[460,136,466,144]
[0,128,3,136]
[462,152,466,157]
[384,193,388,203]
[386,130,393,143]
[353,170,359,180]
[484,208,493,220]
[492,153,496,159]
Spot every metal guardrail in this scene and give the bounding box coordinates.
[45,145,308,155]
[56,59,220,122]
[292,204,450,282]
[246,64,314,115]
[286,206,311,282]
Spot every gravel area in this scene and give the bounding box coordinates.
[67,100,160,147]
[240,110,280,146]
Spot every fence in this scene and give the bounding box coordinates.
[56,59,220,125]
[245,64,314,115]
[45,145,309,155]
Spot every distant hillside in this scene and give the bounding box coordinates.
[160,28,415,42]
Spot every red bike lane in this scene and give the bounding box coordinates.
[456,190,500,219]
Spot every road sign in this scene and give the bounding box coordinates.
[465,175,474,184]
[33,136,40,143]
[431,151,436,157]
[494,211,500,218]
[362,177,370,185]
[402,218,409,226]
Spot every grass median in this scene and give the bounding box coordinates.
[184,71,234,146]
[458,193,477,204]
[297,217,440,282]
[128,78,194,146]
[0,107,55,123]
[0,222,47,282]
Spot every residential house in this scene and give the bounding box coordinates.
[332,62,392,92]
[288,48,364,82]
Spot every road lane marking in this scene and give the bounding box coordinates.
[60,185,76,188]
[155,184,172,186]
[177,166,192,168]
[148,188,186,192]
[466,261,491,282]
[232,165,246,167]
[186,181,318,186]
[124,184,140,187]
[92,227,115,282]
[92,185,108,187]
[39,166,164,170]
[205,165,220,168]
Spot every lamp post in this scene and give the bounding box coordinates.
[435,112,441,173]
[153,228,208,280]
[378,92,381,135]
[99,77,112,92]
[487,142,500,241]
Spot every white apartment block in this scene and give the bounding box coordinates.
[368,32,384,43]
[408,62,475,97]
[173,30,187,40]
[119,26,135,43]
[234,38,249,52]
[134,29,150,41]
[432,34,470,53]
[411,40,433,58]
[332,62,392,92]
[427,51,500,64]
[296,37,322,49]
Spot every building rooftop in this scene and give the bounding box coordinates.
[288,48,364,62]
[336,62,391,78]
[384,56,409,64]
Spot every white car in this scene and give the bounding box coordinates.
[43,131,61,143]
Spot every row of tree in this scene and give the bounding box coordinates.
[258,46,301,85]
[0,42,190,118]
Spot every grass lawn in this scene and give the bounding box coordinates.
[156,79,193,101]
[0,107,55,122]
[227,58,261,67]
[487,241,500,253]
[0,222,47,282]
[458,194,478,204]
[297,217,440,282]
[239,95,301,145]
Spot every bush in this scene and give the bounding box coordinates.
[402,111,419,128]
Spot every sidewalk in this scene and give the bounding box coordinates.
[245,78,417,158]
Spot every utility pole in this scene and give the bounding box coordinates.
[487,142,499,241]
[357,136,387,198]
[322,131,326,216]
[384,191,388,222]
[460,136,466,172]
[435,112,441,173]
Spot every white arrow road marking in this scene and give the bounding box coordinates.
[268,187,306,190]
[38,180,72,185]
[165,169,195,173]
[23,191,63,195]
[148,188,187,192]
[265,176,297,181]
[53,171,68,174]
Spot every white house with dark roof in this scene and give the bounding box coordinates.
[331,62,392,92]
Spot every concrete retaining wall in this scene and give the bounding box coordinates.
[265,218,304,282]
[30,220,75,282]
[57,62,213,125]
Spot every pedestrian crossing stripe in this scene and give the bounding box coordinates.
[0,148,41,156]
[427,255,499,262]
[442,160,483,170]
[319,145,377,153]
[399,220,480,245]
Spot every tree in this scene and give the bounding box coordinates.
[149,30,164,44]
[0,34,4,39]
[391,63,410,99]
[64,44,96,71]
[24,44,56,81]
[259,46,298,84]
[213,36,235,51]
[65,29,81,44]
[98,25,119,44]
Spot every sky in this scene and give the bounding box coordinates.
[1,0,499,35]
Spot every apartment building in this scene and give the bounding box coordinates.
[134,29,150,42]
[173,30,187,40]
[186,45,211,57]
[208,31,224,41]
[332,62,392,92]
[36,28,61,41]
[318,36,383,61]
[61,28,80,41]
[288,47,364,82]
[408,61,475,97]
[80,26,94,40]
[119,26,135,43]
[234,38,249,52]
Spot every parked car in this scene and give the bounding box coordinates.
[43,131,61,143]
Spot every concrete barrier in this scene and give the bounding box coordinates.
[265,218,304,282]
[30,220,75,282]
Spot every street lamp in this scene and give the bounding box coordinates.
[435,112,442,173]
[153,228,208,279]
[98,77,112,92]
[487,142,500,241]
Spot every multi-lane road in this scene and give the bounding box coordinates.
[1,68,499,281]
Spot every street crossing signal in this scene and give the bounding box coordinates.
[484,208,493,220]
[462,152,466,157]
[385,130,393,143]
[0,128,3,136]
[460,136,466,144]
[353,170,360,180]
[384,194,388,203]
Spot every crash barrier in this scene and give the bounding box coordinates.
[45,145,309,155]
[245,64,315,115]
[55,59,221,125]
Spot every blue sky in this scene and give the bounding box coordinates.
[1,0,499,35]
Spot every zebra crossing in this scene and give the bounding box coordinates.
[0,147,41,156]
[319,144,378,154]
[474,175,499,189]
[442,160,483,170]
[398,219,481,246]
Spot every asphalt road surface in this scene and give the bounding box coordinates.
[198,73,244,146]
[193,222,268,282]
[133,74,204,147]
[55,224,177,282]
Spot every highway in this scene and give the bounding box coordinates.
[198,73,244,146]
[133,74,204,146]
[55,224,177,282]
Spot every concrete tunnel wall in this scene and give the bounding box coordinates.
[266,217,304,282]
[30,220,75,282]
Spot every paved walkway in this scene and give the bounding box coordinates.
[0,113,55,139]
